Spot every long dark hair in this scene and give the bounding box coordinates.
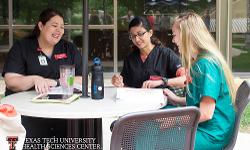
[27,8,64,38]
[128,16,162,46]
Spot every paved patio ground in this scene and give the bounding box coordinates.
[234,132,250,149]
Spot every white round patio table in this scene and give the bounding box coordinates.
[1,87,167,150]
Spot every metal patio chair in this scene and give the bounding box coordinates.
[110,106,200,150]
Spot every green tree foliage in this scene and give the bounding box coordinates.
[13,0,76,24]
[10,0,216,25]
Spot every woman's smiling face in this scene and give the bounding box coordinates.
[39,15,64,46]
[129,25,152,50]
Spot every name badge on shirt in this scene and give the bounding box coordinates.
[38,55,48,66]
[54,53,67,60]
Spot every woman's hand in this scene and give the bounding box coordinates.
[33,76,57,94]
[111,74,124,87]
[163,88,186,106]
[142,80,162,88]
[4,73,57,94]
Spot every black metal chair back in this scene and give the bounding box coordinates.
[110,106,200,150]
[224,80,250,150]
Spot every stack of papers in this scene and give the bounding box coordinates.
[45,85,82,95]
[116,88,167,107]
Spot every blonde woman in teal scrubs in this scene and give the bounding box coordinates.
[164,12,236,150]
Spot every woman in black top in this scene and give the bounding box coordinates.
[2,8,82,96]
[112,16,186,88]
[1,8,84,139]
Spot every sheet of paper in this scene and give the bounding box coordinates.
[48,86,64,94]
[48,84,82,95]
[116,87,166,103]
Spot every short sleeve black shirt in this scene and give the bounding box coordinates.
[2,38,82,95]
[121,45,181,88]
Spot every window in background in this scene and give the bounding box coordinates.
[88,29,114,71]
[12,0,114,72]
[88,0,114,72]
[232,0,250,72]
[0,0,218,73]
[13,0,82,25]
[117,0,216,71]
[12,0,114,25]
[0,0,8,24]
[64,29,114,72]
[0,29,9,72]
[13,29,31,42]
[0,0,8,71]
[0,29,8,45]
[89,0,114,25]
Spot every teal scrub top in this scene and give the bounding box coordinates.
[187,54,235,146]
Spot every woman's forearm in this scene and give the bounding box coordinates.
[163,88,186,106]
[176,97,186,106]
[198,97,216,123]
[4,74,41,92]
[167,75,186,87]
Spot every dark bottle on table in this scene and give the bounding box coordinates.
[91,57,104,99]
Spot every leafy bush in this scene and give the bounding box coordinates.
[240,104,250,133]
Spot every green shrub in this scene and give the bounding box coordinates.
[240,104,250,133]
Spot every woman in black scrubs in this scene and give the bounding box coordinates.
[112,16,186,89]
[2,8,82,139]
[2,8,82,96]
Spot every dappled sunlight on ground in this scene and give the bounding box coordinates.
[234,132,250,150]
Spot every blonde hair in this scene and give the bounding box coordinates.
[174,12,236,103]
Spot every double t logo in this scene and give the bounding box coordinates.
[6,136,18,150]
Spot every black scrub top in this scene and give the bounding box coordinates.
[2,38,82,95]
[121,45,181,88]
